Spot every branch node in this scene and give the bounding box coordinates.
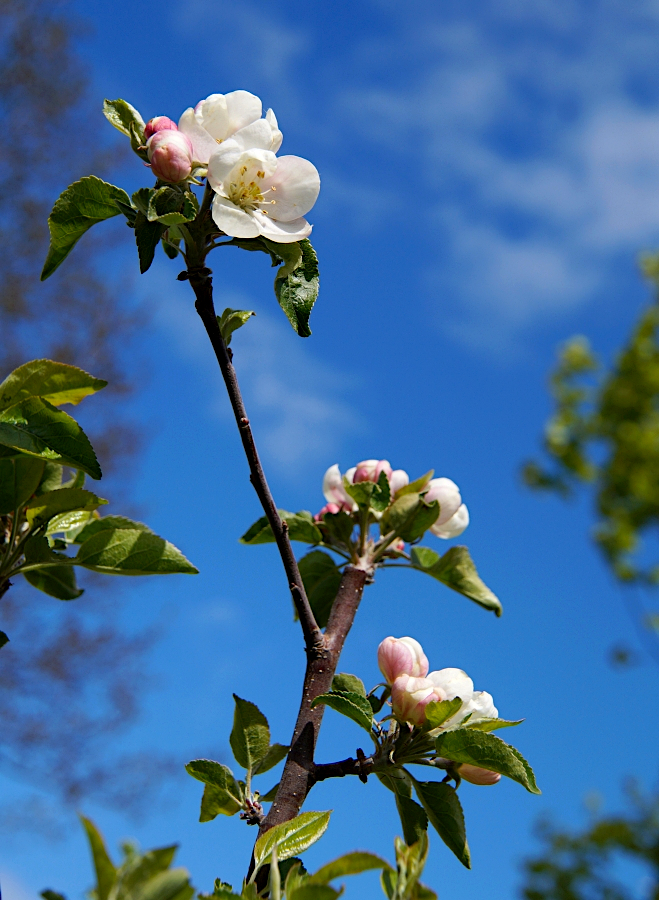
[240,416,250,427]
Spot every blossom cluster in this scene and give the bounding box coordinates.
[320,459,469,539]
[143,90,320,244]
[378,636,500,786]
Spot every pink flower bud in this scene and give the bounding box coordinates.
[458,764,501,786]
[390,469,410,495]
[391,539,406,553]
[378,636,429,684]
[147,130,193,183]
[391,674,445,726]
[353,459,393,484]
[314,502,341,522]
[322,464,357,512]
[424,478,462,528]
[144,116,178,140]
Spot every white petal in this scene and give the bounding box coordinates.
[232,119,280,152]
[345,467,357,483]
[427,668,474,701]
[322,464,343,504]
[178,108,218,165]
[390,469,409,494]
[206,140,243,190]
[254,211,312,243]
[211,196,260,238]
[225,90,263,135]
[261,156,320,222]
[195,94,230,140]
[266,108,283,152]
[432,504,469,539]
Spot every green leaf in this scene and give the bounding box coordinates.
[424,698,463,729]
[385,494,440,542]
[320,510,354,546]
[131,868,193,900]
[331,673,366,697]
[134,211,166,273]
[103,98,145,138]
[310,690,373,732]
[376,768,412,798]
[298,550,342,629]
[41,177,130,280]
[252,810,331,872]
[36,462,63,495]
[413,781,470,869]
[0,397,102,479]
[0,360,107,410]
[114,846,179,897]
[47,508,95,539]
[147,187,198,225]
[24,565,83,600]
[230,695,271,772]
[260,783,280,802]
[253,743,289,775]
[465,717,524,732]
[434,730,540,794]
[288,887,340,900]
[0,456,44,514]
[395,794,429,847]
[239,510,322,545]
[41,891,67,900]
[217,308,256,347]
[410,545,502,616]
[80,815,117,900]
[25,488,107,526]
[262,238,319,338]
[74,515,154,543]
[310,851,389,886]
[185,760,243,819]
[75,527,198,575]
[372,470,391,512]
[0,631,9,649]
[395,471,434,498]
[132,187,152,216]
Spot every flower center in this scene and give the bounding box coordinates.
[228,165,277,213]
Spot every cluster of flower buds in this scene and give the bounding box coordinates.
[319,459,469,540]
[142,90,320,243]
[378,636,500,786]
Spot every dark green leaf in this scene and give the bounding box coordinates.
[41,177,130,280]
[262,238,319,338]
[465,717,524,732]
[310,690,373,732]
[288,886,340,900]
[217,309,256,346]
[413,781,470,869]
[0,397,101,479]
[239,510,321,545]
[0,456,44,514]
[395,795,429,847]
[79,815,117,900]
[26,487,107,526]
[76,527,198,575]
[103,98,145,138]
[424,698,463,729]
[132,188,152,216]
[0,360,107,410]
[36,461,63,495]
[298,550,341,629]
[229,695,270,771]
[372,470,391,512]
[376,768,412,798]
[331,673,366,697]
[41,891,67,900]
[410,545,502,616]
[253,810,331,871]
[0,631,9,649]
[253,743,289,775]
[395,471,434,498]
[320,510,354,546]
[434,730,540,793]
[134,211,166,273]
[385,494,440,542]
[24,565,83,600]
[147,187,198,225]
[344,471,391,513]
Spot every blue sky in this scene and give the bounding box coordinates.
[3,0,659,897]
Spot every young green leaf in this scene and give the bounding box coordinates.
[113,845,179,896]
[424,697,463,729]
[217,309,256,346]
[298,550,342,629]
[79,815,117,900]
[239,511,322,545]
[41,177,131,280]
[229,695,271,772]
[412,781,470,869]
[24,565,84,601]
[103,98,145,138]
[395,470,434,498]
[465,717,524,732]
[410,545,502,616]
[287,886,340,900]
[253,810,331,872]
[331,673,367,697]
[260,783,280,802]
[394,794,429,847]
[147,187,198,225]
[434,730,540,793]
[0,360,107,410]
[310,690,373,732]
[134,212,166,273]
[0,456,44,514]
[262,238,319,337]
[26,488,107,527]
[309,851,389,885]
[253,743,289,775]
[385,494,440,543]
[185,760,243,820]
[131,868,194,900]
[320,510,354,547]
[75,526,198,575]
[74,515,154,543]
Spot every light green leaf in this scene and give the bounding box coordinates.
[239,510,321,545]
[41,177,130,280]
[298,550,342,629]
[395,794,428,847]
[424,698,463,729]
[217,309,256,347]
[331,673,366,697]
[385,494,440,543]
[0,397,102,479]
[253,810,331,872]
[185,759,243,820]
[260,783,280,802]
[103,98,145,138]
[0,456,44,514]
[465,717,524,732]
[113,845,178,897]
[134,211,166,273]
[434,730,540,794]
[412,781,470,869]
[80,815,117,900]
[309,852,389,886]
[131,868,193,900]
[262,238,319,337]
[76,527,198,575]
[410,545,502,616]
[310,690,373,732]
[198,783,241,822]
[253,743,289,775]
[230,695,271,772]
[47,508,95,539]
[24,565,83,601]
[395,471,434,498]
[0,360,107,410]
[74,516,154,543]
[288,886,340,900]
[26,488,107,526]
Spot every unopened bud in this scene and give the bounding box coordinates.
[314,502,341,522]
[353,459,392,484]
[391,674,445,726]
[378,636,429,684]
[424,478,462,529]
[144,116,178,140]
[432,503,469,539]
[147,130,193,183]
[459,764,501,786]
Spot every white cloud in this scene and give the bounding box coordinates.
[0,869,34,900]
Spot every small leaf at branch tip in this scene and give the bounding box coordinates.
[217,308,256,346]
[311,690,373,732]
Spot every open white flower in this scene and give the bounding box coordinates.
[178,90,282,165]
[207,143,320,243]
